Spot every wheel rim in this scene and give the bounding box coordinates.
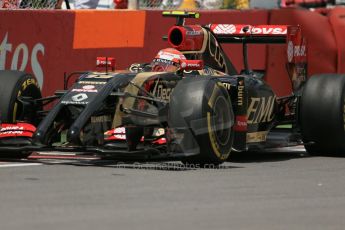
[211,95,232,146]
[13,83,41,124]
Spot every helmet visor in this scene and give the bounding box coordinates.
[151,58,179,72]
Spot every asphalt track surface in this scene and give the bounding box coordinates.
[1,146,345,230]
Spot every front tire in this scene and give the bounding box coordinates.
[0,70,42,158]
[0,70,42,124]
[169,77,234,166]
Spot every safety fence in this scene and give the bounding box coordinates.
[0,0,250,9]
[0,0,60,8]
[138,0,249,10]
[1,0,344,9]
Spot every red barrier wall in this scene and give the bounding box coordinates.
[268,8,338,95]
[328,8,345,73]
[0,8,343,97]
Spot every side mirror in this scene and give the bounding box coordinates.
[179,60,204,71]
[96,57,115,71]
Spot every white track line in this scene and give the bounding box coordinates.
[35,152,77,156]
[0,163,42,168]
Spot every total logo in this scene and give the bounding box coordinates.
[0,32,45,88]
[72,85,98,93]
[213,24,237,34]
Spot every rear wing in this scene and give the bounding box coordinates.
[208,24,288,44]
[163,11,307,88]
[167,23,305,62]
[167,23,301,50]
[164,11,289,44]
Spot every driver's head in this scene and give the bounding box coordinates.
[151,48,186,72]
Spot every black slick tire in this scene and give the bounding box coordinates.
[0,70,41,124]
[169,77,234,166]
[0,70,41,158]
[300,74,345,155]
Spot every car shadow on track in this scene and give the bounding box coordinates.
[229,148,310,163]
[30,149,309,170]
[0,146,311,170]
[48,160,243,171]
[1,155,244,171]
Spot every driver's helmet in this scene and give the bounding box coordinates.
[151,48,186,72]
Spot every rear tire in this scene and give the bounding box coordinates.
[169,77,234,166]
[300,74,345,155]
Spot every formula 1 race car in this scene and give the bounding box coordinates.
[0,11,344,165]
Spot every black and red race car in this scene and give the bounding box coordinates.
[0,11,344,165]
